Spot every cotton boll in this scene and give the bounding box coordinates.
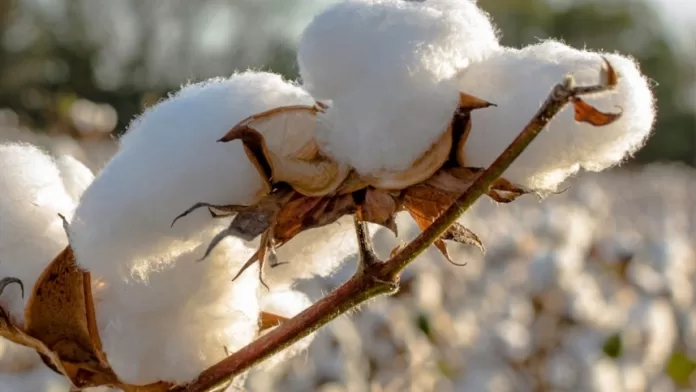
[459,41,655,191]
[70,71,316,283]
[0,143,76,325]
[93,229,261,384]
[67,71,317,384]
[298,0,500,100]
[300,0,501,174]
[55,155,95,202]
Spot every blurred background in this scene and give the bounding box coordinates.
[0,0,695,391]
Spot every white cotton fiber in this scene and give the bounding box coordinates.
[0,143,76,326]
[264,217,358,287]
[298,0,500,100]
[0,364,72,392]
[67,71,320,384]
[255,288,314,370]
[93,228,261,384]
[299,0,501,174]
[0,337,39,372]
[55,155,95,202]
[459,41,656,191]
[70,71,316,282]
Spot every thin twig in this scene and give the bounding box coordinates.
[173,60,617,392]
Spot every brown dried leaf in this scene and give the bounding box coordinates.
[402,186,481,265]
[444,167,531,203]
[443,223,485,254]
[572,97,622,127]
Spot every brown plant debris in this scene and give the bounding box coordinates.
[0,246,174,391]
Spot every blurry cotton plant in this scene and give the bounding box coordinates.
[0,0,657,390]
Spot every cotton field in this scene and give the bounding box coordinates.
[0,0,691,391]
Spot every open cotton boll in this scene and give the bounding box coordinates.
[70,71,316,283]
[55,155,95,202]
[300,0,500,174]
[0,143,76,325]
[459,41,655,191]
[298,0,500,100]
[93,226,261,384]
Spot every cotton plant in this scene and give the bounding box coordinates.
[0,0,657,391]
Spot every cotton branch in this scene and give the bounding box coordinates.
[173,60,618,392]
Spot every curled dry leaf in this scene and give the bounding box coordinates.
[0,247,174,391]
[572,97,623,126]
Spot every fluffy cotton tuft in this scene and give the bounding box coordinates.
[55,155,95,202]
[299,0,501,174]
[263,218,358,287]
[0,365,72,392]
[459,41,656,191]
[68,72,320,384]
[93,230,261,384]
[298,0,500,100]
[70,71,315,282]
[0,143,76,325]
[255,288,314,370]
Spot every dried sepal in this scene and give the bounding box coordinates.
[358,188,400,237]
[219,104,351,197]
[442,223,485,254]
[24,246,106,378]
[0,249,174,391]
[458,92,496,112]
[402,180,483,264]
[259,311,290,332]
[274,192,357,244]
[453,92,496,168]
